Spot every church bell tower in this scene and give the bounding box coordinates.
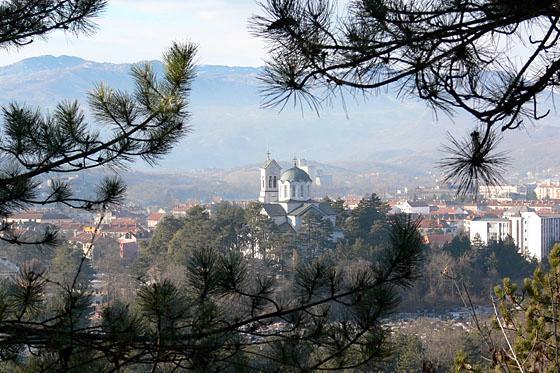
[259,152,281,203]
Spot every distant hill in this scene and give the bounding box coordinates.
[0,55,559,176]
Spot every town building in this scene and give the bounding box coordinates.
[147,210,166,228]
[535,182,560,200]
[171,201,200,217]
[4,210,71,225]
[468,205,560,261]
[502,206,533,250]
[479,185,518,200]
[258,154,337,232]
[393,201,431,215]
[469,217,510,245]
[519,211,560,259]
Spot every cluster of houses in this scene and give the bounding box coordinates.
[1,198,233,268]
[5,157,560,269]
[4,208,148,262]
[5,156,560,318]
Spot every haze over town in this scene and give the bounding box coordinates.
[3,0,560,371]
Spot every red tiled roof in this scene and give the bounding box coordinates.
[418,219,442,229]
[425,233,455,247]
[148,212,165,221]
[432,207,466,215]
[110,218,137,225]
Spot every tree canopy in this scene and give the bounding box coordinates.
[0,0,107,48]
[0,213,424,370]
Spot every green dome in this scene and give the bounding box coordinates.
[280,167,312,183]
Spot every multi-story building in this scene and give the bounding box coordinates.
[535,182,560,200]
[470,206,560,260]
[502,206,532,251]
[479,185,518,200]
[469,217,510,245]
[520,211,560,259]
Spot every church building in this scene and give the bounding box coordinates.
[258,153,337,232]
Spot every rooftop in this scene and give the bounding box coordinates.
[262,204,286,217]
[280,167,312,183]
[262,158,281,170]
[472,216,510,222]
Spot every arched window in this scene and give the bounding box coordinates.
[291,185,295,197]
[273,176,277,188]
[299,185,303,197]
[284,185,288,197]
[262,178,265,188]
[268,176,272,188]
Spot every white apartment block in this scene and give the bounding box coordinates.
[535,182,560,200]
[518,211,560,260]
[469,217,510,245]
[479,185,518,199]
[471,207,560,261]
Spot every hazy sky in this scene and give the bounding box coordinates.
[0,0,266,67]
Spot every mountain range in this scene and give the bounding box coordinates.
[1,55,559,178]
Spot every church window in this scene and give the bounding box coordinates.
[262,178,264,188]
[273,176,277,188]
[299,185,303,197]
[268,176,272,188]
[284,185,288,197]
[291,185,295,197]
